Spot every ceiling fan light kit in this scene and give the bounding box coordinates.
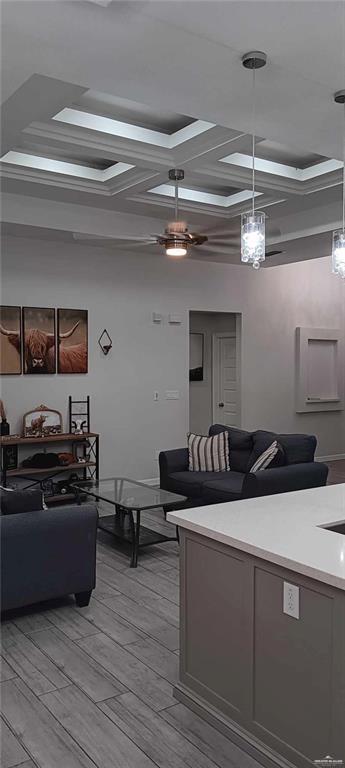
[165,242,188,258]
[332,89,345,279]
[241,51,267,270]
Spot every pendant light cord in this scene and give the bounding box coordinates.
[175,177,179,221]
[343,102,345,233]
[252,65,256,216]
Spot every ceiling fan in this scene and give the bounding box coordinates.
[73,168,281,259]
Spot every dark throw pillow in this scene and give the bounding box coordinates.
[0,488,45,516]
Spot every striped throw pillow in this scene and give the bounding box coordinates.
[250,440,278,472]
[188,432,230,472]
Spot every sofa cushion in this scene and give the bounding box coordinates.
[202,471,246,502]
[278,433,316,464]
[250,430,316,466]
[188,432,230,472]
[168,471,230,498]
[209,424,253,473]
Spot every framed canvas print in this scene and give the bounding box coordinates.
[57,308,88,374]
[189,333,204,381]
[0,306,22,374]
[22,307,56,374]
[23,404,62,437]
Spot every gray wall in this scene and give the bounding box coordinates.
[1,234,344,479]
[189,311,237,434]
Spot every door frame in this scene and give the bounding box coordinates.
[212,330,240,426]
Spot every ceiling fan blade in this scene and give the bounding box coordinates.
[208,235,240,244]
[202,222,239,238]
[73,232,154,242]
[121,239,159,249]
[201,220,281,241]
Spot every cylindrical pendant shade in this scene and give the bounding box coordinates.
[241,211,266,269]
[332,229,345,278]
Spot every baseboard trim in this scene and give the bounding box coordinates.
[316,453,345,462]
[173,683,301,768]
[142,477,160,486]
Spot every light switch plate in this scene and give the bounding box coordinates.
[165,390,179,400]
[168,314,182,325]
[283,582,300,619]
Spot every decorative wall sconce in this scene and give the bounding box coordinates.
[98,329,113,355]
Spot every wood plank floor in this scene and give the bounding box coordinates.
[325,459,345,485]
[1,508,264,768]
[1,464,343,768]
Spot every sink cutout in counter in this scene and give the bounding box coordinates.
[321,522,345,535]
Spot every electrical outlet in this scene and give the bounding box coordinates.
[283,582,300,619]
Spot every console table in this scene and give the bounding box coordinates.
[0,433,99,505]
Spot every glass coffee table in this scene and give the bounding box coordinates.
[73,477,186,567]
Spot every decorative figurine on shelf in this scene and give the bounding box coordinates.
[68,396,90,434]
[71,419,87,435]
[0,400,10,436]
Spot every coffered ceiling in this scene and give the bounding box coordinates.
[1,0,344,268]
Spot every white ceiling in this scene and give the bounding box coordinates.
[1,0,344,268]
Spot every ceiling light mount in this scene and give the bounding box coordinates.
[168,169,185,182]
[242,51,267,70]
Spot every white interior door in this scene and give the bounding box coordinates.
[212,333,238,425]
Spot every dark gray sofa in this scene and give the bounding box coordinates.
[159,424,328,506]
[1,489,98,612]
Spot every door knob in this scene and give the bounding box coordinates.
[218,402,224,408]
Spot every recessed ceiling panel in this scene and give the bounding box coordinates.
[255,140,326,169]
[75,90,195,134]
[17,144,114,170]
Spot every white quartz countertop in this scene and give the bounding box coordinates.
[167,483,345,591]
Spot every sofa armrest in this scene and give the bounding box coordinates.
[242,462,329,499]
[0,487,44,515]
[159,448,188,488]
[1,503,98,611]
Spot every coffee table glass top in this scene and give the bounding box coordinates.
[73,477,186,510]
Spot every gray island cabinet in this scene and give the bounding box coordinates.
[167,484,345,768]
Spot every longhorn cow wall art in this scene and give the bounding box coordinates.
[0,306,22,375]
[57,309,88,374]
[22,306,56,374]
[0,307,88,375]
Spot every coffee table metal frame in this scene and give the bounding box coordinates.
[73,477,186,567]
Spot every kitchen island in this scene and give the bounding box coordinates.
[167,483,345,768]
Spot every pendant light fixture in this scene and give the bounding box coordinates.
[332,90,345,278]
[165,169,187,257]
[241,51,267,269]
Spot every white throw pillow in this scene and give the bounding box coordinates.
[188,432,230,472]
[250,440,279,472]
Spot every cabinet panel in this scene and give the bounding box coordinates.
[183,537,249,714]
[254,567,333,758]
